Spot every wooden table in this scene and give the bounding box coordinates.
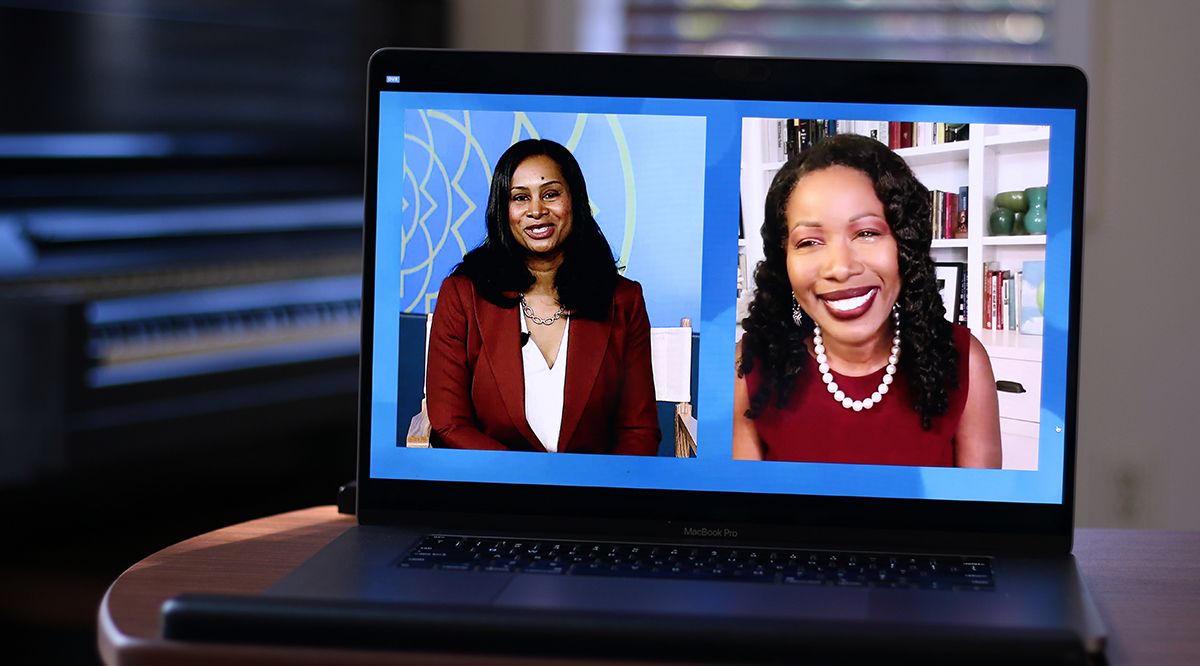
[98,506,1200,665]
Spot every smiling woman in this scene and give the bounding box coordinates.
[734,134,1002,468]
[425,139,661,455]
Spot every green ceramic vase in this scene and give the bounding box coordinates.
[1024,186,1048,234]
[989,207,1015,236]
[994,190,1028,213]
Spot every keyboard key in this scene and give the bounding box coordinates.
[400,536,994,589]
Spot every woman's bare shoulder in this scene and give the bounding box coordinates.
[962,329,997,389]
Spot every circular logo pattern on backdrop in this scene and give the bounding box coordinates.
[397,110,636,313]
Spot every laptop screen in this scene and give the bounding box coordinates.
[364,56,1081,509]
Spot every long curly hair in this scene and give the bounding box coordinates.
[738,132,957,430]
[453,138,618,321]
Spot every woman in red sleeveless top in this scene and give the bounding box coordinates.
[734,134,1001,468]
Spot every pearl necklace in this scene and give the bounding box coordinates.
[520,294,566,326]
[814,310,900,412]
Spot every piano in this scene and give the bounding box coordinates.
[0,1,447,487]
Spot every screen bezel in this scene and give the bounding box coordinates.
[357,49,1087,553]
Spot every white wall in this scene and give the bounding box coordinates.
[452,0,621,52]
[1072,0,1200,528]
[452,0,537,51]
[449,0,1200,528]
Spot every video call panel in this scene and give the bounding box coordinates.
[368,91,1076,506]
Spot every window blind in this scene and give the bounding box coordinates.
[625,0,1056,63]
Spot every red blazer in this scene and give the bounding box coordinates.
[426,274,661,455]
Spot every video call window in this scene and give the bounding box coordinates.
[736,118,1050,471]
[387,107,707,457]
[369,91,1075,505]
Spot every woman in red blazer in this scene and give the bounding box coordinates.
[426,139,661,455]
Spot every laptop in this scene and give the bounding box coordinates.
[164,49,1103,662]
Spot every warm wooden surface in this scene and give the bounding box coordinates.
[98,506,1200,665]
[98,506,357,666]
[1073,528,1200,665]
[97,507,663,666]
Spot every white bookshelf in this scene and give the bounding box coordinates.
[739,120,1049,470]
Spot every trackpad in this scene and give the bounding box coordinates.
[496,575,868,620]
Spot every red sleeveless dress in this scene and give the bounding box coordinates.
[744,324,971,467]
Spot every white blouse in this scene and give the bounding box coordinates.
[520,312,569,452]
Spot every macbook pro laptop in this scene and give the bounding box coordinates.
[165,49,1102,663]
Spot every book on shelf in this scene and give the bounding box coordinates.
[957,265,969,326]
[783,118,875,159]
[1003,270,1017,331]
[875,121,889,147]
[785,118,825,159]
[993,269,1004,331]
[766,119,788,163]
[777,119,787,161]
[931,190,943,239]
[810,119,826,146]
[841,120,889,146]
[916,122,934,147]
[778,118,958,156]
[1020,261,1046,336]
[983,265,991,330]
[879,121,969,149]
[955,185,969,238]
[927,189,961,240]
[1015,270,1023,332]
[782,118,804,160]
[943,191,958,240]
[1010,274,1019,330]
[934,262,967,327]
[982,261,1000,330]
[889,121,915,149]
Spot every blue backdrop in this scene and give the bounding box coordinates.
[391,108,706,330]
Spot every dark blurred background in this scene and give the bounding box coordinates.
[0,1,446,662]
[4,0,1199,663]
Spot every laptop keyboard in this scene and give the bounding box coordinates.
[398,535,994,590]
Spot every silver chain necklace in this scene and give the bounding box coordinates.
[520,294,566,326]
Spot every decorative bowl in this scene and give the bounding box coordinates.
[994,190,1029,213]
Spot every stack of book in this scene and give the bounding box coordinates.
[929,187,969,239]
[783,119,841,159]
[983,262,1020,331]
[940,262,969,327]
[765,120,970,162]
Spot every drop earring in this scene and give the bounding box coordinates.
[792,295,804,327]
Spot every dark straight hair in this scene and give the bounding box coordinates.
[453,138,619,320]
